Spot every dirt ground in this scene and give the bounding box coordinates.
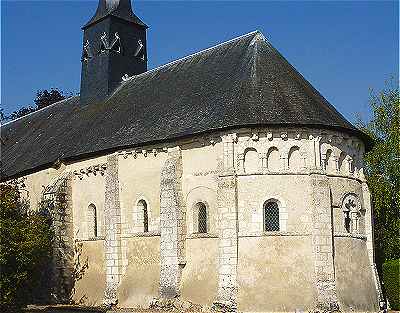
[25,304,400,313]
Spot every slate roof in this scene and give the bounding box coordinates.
[1,31,368,180]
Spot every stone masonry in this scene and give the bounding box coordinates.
[103,154,122,305]
[214,133,238,311]
[310,174,339,311]
[214,174,238,311]
[159,147,186,298]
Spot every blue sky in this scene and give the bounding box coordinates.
[1,1,398,124]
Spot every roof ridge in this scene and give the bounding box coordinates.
[115,30,262,93]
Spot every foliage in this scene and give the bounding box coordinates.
[0,180,54,312]
[34,88,67,110]
[7,106,36,121]
[357,80,400,265]
[383,259,400,310]
[69,239,89,305]
[2,88,69,122]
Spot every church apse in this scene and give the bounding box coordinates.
[0,0,381,310]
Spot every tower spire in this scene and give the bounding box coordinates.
[83,0,147,29]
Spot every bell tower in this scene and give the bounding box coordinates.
[80,0,148,105]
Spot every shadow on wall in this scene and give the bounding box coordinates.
[35,192,89,306]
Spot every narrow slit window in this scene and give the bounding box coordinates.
[88,203,97,238]
[197,202,207,233]
[138,200,149,233]
[344,211,351,233]
[143,202,148,232]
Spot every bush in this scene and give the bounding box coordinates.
[383,259,400,310]
[0,181,53,313]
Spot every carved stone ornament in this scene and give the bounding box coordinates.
[251,133,259,141]
[73,163,107,180]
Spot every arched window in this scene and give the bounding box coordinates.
[267,147,280,172]
[195,202,207,233]
[288,146,301,171]
[88,203,97,238]
[137,200,149,232]
[244,148,259,173]
[263,201,279,231]
[344,209,351,233]
[342,194,359,233]
[324,149,335,172]
[338,152,347,174]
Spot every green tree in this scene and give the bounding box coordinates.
[358,80,400,267]
[0,181,53,312]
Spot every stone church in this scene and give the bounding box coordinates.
[1,0,382,311]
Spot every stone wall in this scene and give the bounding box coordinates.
[103,154,122,305]
[334,237,379,311]
[16,126,380,312]
[215,175,238,310]
[181,237,219,306]
[159,147,186,298]
[237,236,316,312]
[310,174,339,311]
[72,240,106,306]
[118,237,160,308]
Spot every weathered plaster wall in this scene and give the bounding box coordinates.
[237,174,312,234]
[238,236,316,312]
[118,237,160,308]
[22,167,62,209]
[329,176,366,235]
[72,166,106,240]
[119,151,168,235]
[182,142,221,235]
[181,238,219,305]
[334,238,379,312]
[73,240,106,306]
